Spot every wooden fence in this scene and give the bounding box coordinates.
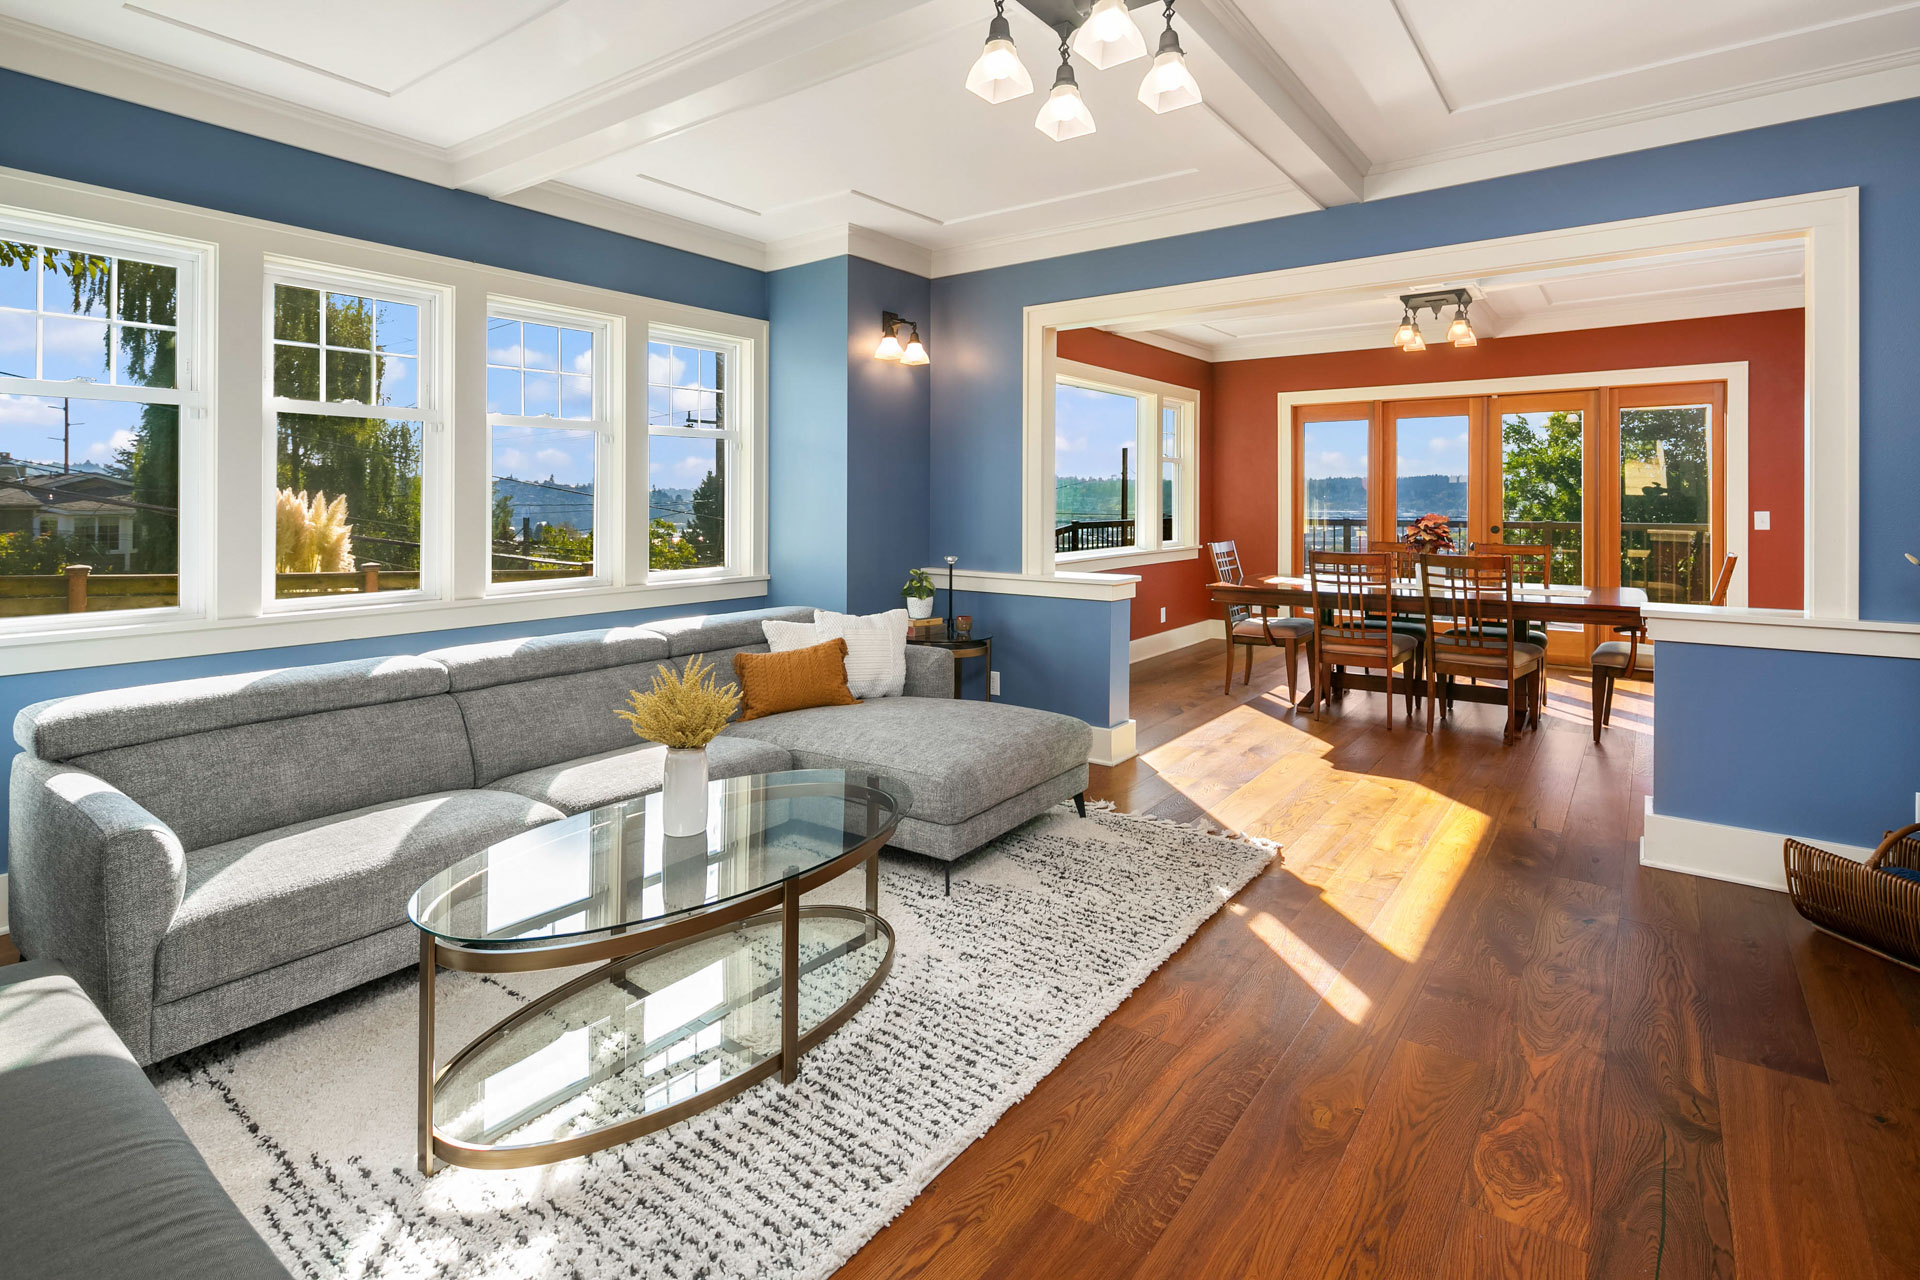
[0,560,593,615]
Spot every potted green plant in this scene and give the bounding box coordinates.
[902,567,936,620]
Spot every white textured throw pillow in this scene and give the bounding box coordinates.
[814,608,908,699]
[760,610,908,699]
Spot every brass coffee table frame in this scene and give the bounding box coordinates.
[416,777,897,1175]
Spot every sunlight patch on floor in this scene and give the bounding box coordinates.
[1231,902,1373,1025]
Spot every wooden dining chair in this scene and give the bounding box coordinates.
[1208,540,1314,703]
[1588,553,1737,743]
[1418,553,1544,744]
[1307,551,1417,728]
[1465,541,1551,647]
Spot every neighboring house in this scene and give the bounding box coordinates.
[0,452,137,570]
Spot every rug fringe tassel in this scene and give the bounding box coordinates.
[1066,797,1282,858]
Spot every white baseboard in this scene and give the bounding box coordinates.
[1639,795,1871,892]
[0,873,8,936]
[1130,618,1224,663]
[1090,719,1137,766]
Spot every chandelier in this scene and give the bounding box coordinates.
[965,0,1201,142]
[1391,288,1478,352]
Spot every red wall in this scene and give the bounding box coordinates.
[1063,310,1804,638]
[1056,328,1216,639]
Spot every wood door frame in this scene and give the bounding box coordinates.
[1291,401,1377,571]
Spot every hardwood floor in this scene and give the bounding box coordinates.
[840,640,1920,1280]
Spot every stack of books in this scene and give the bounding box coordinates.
[908,616,945,640]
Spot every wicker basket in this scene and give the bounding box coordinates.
[1784,821,1920,970]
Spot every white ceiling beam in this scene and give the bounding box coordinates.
[1176,0,1369,208]
[449,0,964,199]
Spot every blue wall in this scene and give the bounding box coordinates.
[768,256,852,611]
[1654,642,1920,848]
[0,69,765,319]
[929,96,1920,622]
[766,255,931,616]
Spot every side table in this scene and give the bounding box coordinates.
[909,634,993,700]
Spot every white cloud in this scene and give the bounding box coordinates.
[0,394,61,427]
[535,447,573,470]
[496,447,527,472]
[1055,432,1088,455]
[570,349,592,375]
[83,428,134,464]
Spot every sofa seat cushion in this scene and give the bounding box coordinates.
[0,961,292,1278]
[489,734,794,814]
[726,697,1089,826]
[156,790,564,1004]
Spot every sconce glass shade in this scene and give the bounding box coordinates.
[1073,0,1148,69]
[1446,311,1477,346]
[1036,80,1097,141]
[1138,47,1201,113]
[966,23,1033,104]
[1401,326,1427,352]
[874,329,904,361]
[901,328,930,366]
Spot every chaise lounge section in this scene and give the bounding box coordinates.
[8,605,1090,1065]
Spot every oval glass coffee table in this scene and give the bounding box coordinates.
[408,768,903,1174]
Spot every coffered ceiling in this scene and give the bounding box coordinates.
[1,0,1914,276]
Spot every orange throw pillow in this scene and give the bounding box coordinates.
[733,639,860,721]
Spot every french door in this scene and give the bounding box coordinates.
[1291,378,1725,661]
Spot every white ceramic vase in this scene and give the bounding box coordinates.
[662,746,709,836]
[907,594,934,620]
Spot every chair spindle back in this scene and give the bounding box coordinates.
[1420,554,1520,670]
[1207,540,1251,627]
[1308,551,1392,661]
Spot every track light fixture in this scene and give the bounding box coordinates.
[964,0,1199,139]
[1391,288,1476,352]
[874,311,930,366]
[966,0,1034,103]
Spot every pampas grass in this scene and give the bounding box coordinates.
[276,489,355,572]
[616,654,741,750]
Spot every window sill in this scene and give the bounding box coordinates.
[0,575,770,676]
[1056,546,1199,572]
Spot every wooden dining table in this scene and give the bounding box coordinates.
[1207,576,1649,708]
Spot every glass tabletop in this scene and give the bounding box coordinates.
[409,768,905,950]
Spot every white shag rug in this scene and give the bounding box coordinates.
[152,802,1278,1280]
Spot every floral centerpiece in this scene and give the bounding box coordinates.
[1402,512,1457,553]
[616,654,741,836]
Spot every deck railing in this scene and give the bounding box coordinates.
[1055,519,1135,554]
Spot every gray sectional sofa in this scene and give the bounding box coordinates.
[8,606,1091,1065]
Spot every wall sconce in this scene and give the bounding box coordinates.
[874,311,930,366]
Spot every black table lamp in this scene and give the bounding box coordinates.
[944,556,958,640]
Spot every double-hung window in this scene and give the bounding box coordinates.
[267,262,444,604]
[0,219,206,626]
[486,302,613,590]
[647,328,744,574]
[1052,360,1198,565]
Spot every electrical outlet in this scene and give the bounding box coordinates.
[990,670,1001,696]
[1159,606,1166,623]
[1754,510,1771,530]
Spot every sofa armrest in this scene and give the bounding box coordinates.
[903,644,956,699]
[8,754,186,1063]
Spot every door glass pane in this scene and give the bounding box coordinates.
[1620,404,1711,602]
[1501,409,1584,585]
[1054,383,1139,554]
[1392,413,1468,547]
[1301,418,1369,554]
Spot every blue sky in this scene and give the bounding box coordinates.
[1054,384,1136,478]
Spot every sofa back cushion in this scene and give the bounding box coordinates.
[456,660,684,785]
[14,655,449,761]
[646,607,815,657]
[69,696,475,852]
[422,626,671,693]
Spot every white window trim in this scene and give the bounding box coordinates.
[644,322,761,583]
[483,295,621,596]
[260,256,452,614]
[0,202,215,637]
[1052,358,1201,571]
[0,166,771,676]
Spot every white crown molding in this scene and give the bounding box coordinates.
[930,185,1318,278]
[765,224,935,277]
[1095,326,1218,362]
[501,181,767,271]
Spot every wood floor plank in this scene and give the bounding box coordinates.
[1698,880,1830,1081]
[1440,1208,1589,1280]
[1587,918,1736,1279]
[1717,1053,1883,1280]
